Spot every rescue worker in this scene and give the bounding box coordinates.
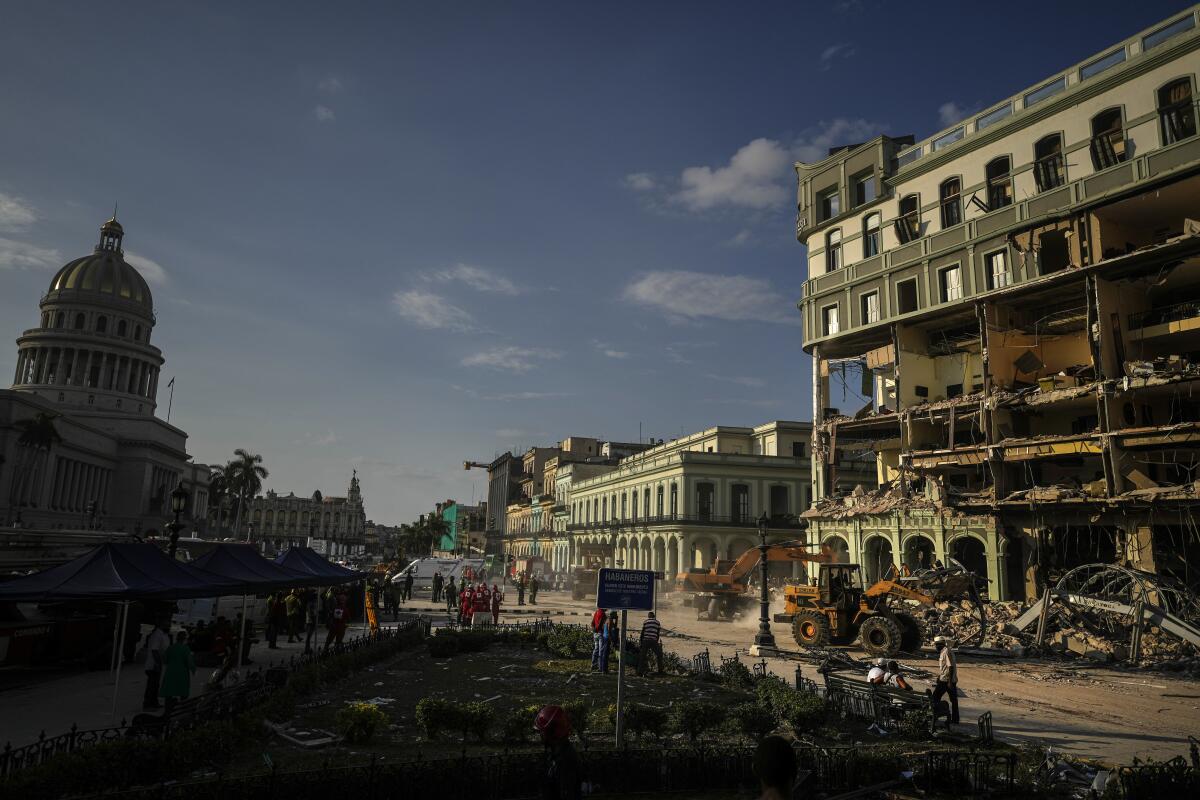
[460,583,474,627]
[589,606,606,671]
[867,658,887,684]
[534,705,581,800]
[491,583,502,625]
[473,582,490,626]
[932,635,960,723]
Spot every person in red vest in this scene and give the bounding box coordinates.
[460,583,474,627]
[490,583,502,625]
[472,582,490,626]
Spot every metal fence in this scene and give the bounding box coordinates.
[0,621,422,780]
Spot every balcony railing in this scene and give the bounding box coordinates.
[1130,298,1200,330]
[566,513,804,533]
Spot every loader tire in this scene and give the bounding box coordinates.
[792,611,831,648]
[894,612,924,652]
[860,615,904,657]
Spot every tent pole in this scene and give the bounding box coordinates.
[239,594,248,666]
[109,601,123,674]
[111,600,130,722]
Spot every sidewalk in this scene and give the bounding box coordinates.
[0,620,379,749]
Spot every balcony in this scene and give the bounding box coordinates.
[566,513,804,533]
[1129,298,1200,338]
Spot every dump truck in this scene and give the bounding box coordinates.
[571,542,613,600]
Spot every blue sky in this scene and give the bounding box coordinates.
[0,0,1190,525]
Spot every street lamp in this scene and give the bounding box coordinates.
[167,481,188,559]
[754,512,777,649]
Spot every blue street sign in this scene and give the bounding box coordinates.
[596,568,656,611]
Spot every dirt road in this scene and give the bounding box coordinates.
[516,588,1200,765]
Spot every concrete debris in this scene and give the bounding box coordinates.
[803,482,951,520]
[1124,355,1190,378]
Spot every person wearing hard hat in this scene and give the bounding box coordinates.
[932,635,960,724]
[534,705,581,800]
[866,658,887,684]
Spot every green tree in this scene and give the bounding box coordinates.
[227,449,268,540]
[6,412,62,525]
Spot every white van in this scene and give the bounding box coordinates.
[392,557,485,593]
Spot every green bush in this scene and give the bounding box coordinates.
[427,631,459,657]
[624,703,669,739]
[562,699,591,740]
[500,703,542,743]
[896,706,933,739]
[461,701,495,742]
[544,625,593,658]
[728,702,777,741]
[661,650,691,675]
[337,702,389,744]
[456,629,493,653]
[415,697,456,739]
[671,700,727,742]
[756,676,827,731]
[717,657,753,688]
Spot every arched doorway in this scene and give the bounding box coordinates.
[863,535,894,584]
[666,537,678,578]
[726,536,755,561]
[691,537,717,569]
[903,535,936,573]
[951,536,987,582]
[823,535,850,563]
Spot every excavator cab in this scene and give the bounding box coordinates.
[818,563,863,611]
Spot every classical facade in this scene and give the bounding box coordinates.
[507,422,876,580]
[796,8,1200,599]
[0,217,210,536]
[245,471,365,556]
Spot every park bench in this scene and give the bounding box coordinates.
[126,674,269,737]
[823,673,935,733]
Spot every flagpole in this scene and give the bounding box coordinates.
[166,377,176,423]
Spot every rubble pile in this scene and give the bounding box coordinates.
[918,600,1025,651]
[803,483,951,520]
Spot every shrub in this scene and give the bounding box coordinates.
[337,702,389,744]
[456,629,492,653]
[427,631,459,658]
[671,701,727,742]
[661,650,691,675]
[460,701,495,742]
[717,657,753,688]
[896,706,933,739]
[728,702,777,742]
[757,677,828,732]
[562,699,591,740]
[624,703,669,739]
[501,704,542,743]
[545,626,594,659]
[415,697,456,739]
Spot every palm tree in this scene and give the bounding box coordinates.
[6,412,62,525]
[227,449,268,541]
[207,463,231,534]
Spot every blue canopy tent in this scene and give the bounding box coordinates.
[273,546,365,582]
[0,542,248,719]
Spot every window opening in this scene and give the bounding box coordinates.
[862,213,881,257]
[1159,79,1196,144]
[1033,134,1065,191]
[939,178,962,228]
[986,157,1012,210]
[1090,108,1127,169]
[894,194,920,243]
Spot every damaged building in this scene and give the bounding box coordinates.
[796,8,1200,603]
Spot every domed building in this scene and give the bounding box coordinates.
[0,217,210,536]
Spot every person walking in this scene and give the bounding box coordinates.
[753,735,797,800]
[159,630,196,715]
[324,597,349,652]
[491,583,502,625]
[589,607,606,671]
[432,571,443,603]
[932,635,960,724]
[636,611,664,676]
[599,611,619,674]
[285,589,302,644]
[529,574,540,605]
[534,705,582,800]
[516,574,526,606]
[402,570,414,603]
[303,590,319,654]
[142,618,170,710]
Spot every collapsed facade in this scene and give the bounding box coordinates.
[797,8,1200,602]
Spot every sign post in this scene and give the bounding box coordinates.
[596,567,656,749]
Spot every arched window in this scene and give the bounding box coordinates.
[895,194,920,242]
[643,488,650,519]
[74,313,85,330]
[54,312,64,329]
[825,228,842,271]
[96,316,107,333]
[1159,78,1196,144]
[669,484,678,517]
[939,178,962,228]
[117,320,127,336]
[862,213,881,258]
[1033,135,1065,190]
[1090,108,1126,169]
[985,157,1012,209]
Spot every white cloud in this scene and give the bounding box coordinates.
[313,105,336,122]
[705,373,767,388]
[391,290,476,332]
[672,138,792,212]
[727,228,754,246]
[461,346,561,372]
[317,77,344,94]
[125,251,168,286]
[0,193,36,230]
[931,102,979,128]
[425,263,519,295]
[819,42,856,71]
[623,270,797,325]
[452,385,572,402]
[665,120,885,212]
[624,172,656,191]
[0,236,59,270]
[314,430,338,446]
[592,340,629,359]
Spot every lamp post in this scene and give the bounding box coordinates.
[754,512,777,649]
[166,481,188,559]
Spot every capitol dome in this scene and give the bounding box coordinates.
[45,218,153,316]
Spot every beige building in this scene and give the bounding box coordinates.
[796,8,1200,599]
[246,471,365,556]
[507,421,876,580]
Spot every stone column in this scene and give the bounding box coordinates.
[54,348,67,385]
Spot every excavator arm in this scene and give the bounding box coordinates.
[677,541,834,592]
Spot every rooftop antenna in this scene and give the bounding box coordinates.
[112,201,118,219]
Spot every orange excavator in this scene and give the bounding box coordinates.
[676,540,835,621]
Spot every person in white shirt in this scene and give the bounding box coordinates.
[932,635,959,723]
[143,619,170,710]
[866,658,887,684]
[883,659,913,691]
